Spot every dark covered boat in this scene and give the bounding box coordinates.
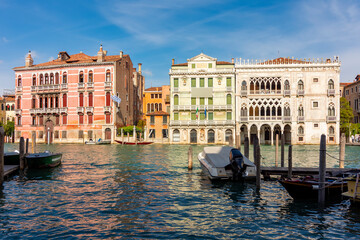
[25,151,62,169]
[4,151,20,165]
[115,140,153,145]
[279,176,347,200]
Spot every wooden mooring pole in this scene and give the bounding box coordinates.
[25,138,29,154]
[253,136,261,189]
[31,131,36,153]
[188,146,193,170]
[281,134,285,167]
[288,145,292,178]
[339,133,345,168]
[318,134,326,206]
[275,134,279,167]
[19,137,25,173]
[244,137,249,159]
[0,127,4,186]
[121,129,124,145]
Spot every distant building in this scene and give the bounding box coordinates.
[13,46,144,143]
[143,86,170,142]
[4,94,15,124]
[343,75,360,123]
[169,53,236,144]
[340,82,350,98]
[0,97,6,124]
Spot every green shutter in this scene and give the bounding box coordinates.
[208,63,212,68]
[174,95,179,105]
[227,112,232,120]
[208,78,213,87]
[192,63,195,69]
[226,77,231,87]
[200,97,204,105]
[191,112,196,120]
[191,78,196,87]
[227,94,231,105]
[208,112,213,120]
[191,97,196,105]
[200,112,205,120]
[174,78,178,87]
[200,78,204,87]
[208,97,213,105]
[174,113,179,120]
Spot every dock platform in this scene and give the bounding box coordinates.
[4,165,19,179]
[261,167,357,179]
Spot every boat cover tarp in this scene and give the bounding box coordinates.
[203,146,255,168]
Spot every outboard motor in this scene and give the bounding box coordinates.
[229,148,247,180]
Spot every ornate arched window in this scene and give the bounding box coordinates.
[40,74,44,85]
[55,73,59,84]
[298,106,304,116]
[32,75,36,86]
[277,106,282,116]
[241,81,247,91]
[17,76,22,87]
[328,105,335,116]
[298,126,304,135]
[174,94,179,105]
[329,126,335,135]
[106,70,111,82]
[284,107,290,116]
[50,73,54,84]
[284,80,290,90]
[328,79,334,89]
[89,71,93,82]
[147,103,150,113]
[159,103,162,111]
[241,107,247,116]
[62,72,67,84]
[260,106,265,116]
[45,73,49,84]
[79,71,84,83]
[298,80,304,90]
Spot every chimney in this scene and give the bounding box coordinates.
[120,51,123,58]
[97,44,104,62]
[25,51,33,67]
[231,58,234,63]
[172,59,175,65]
[138,63,142,74]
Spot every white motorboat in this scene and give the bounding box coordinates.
[198,146,256,180]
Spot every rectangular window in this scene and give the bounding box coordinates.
[32,117,36,126]
[162,129,168,138]
[88,114,93,124]
[151,94,154,99]
[200,112,205,120]
[200,97,205,105]
[88,130,93,139]
[150,116,155,125]
[192,63,195,69]
[226,77,232,87]
[174,78,178,87]
[149,129,155,138]
[174,113,179,120]
[313,102,319,108]
[208,112,213,120]
[191,112,196,120]
[79,114,84,124]
[54,131,59,139]
[208,63,212,68]
[62,131,67,139]
[299,137,304,142]
[39,116,43,125]
[313,78,318,82]
[163,115,167,124]
[208,78,213,87]
[208,97,213,105]
[106,114,111,124]
[79,130,84,139]
[191,97,196,105]
[200,78,205,87]
[32,98,36,109]
[191,78,196,87]
[227,112,232,120]
[62,115,67,125]
[314,123,319,128]
[56,116,60,125]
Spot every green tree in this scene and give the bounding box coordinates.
[340,97,354,136]
[4,121,14,136]
[137,119,146,130]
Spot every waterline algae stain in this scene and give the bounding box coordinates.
[0,143,360,239]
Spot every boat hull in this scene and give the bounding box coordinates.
[115,140,153,145]
[4,152,20,165]
[342,178,360,203]
[279,179,347,200]
[26,153,62,169]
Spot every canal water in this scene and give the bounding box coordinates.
[1,144,360,239]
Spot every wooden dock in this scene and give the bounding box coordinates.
[4,165,19,179]
[261,167,357,179]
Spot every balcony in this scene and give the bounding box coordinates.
[77,107,84,114]
[240,90,247,97]
[15,109,22,115]
[87,82,94,88]
[297,90,304,96]
[61,83,68,90]
[85,107,94,113]
[104,82,112,88]
[36,84,61,93]
[284,90,291,97]
[170,120,235,126]
[60,107,68,114]
[297,116,305,123]
[240,116,248,122]
[173,105,233,111]
[78,83,85,90]
[283,116,291,123]
[327,89,335,97]
[31,86,37,92]
[173,87,179,93]
[30,109,36,115]
[104,106,111,112]
[326,116,336,123]
[16,86,22,92]
[226,87,232,92]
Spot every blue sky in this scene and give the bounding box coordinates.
[1,0,359,92]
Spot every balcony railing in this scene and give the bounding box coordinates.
[327,89,335,96]
[326,116,336,123]
[248,116,283,121]
[85,107,94,113]
[284,90,291,97]
[297,90,304,96]
[87,82,94,88]
[61,83,68,90]
[173,87,179,93]
[240,90,247,97]
[60,107,68,114]
[16,86,22,92]
[240,116,248,122]
[283,116,291,122]
[31,86,36,92]
[104,106,111,112]
[249,90,282,95]
[33,108,61,114]
[30,109,36,115]
[226,87,233,92]
[104,82,112,88]
[297,116,305,123]
[173,105,232,111]
[78,83,85,89]
[170,120,235,126]
[77,107,84,114]
[15,109,22,115]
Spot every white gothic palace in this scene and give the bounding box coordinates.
[169,53,340,145]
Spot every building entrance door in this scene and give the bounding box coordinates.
[190,129,197,143]
[105,128,111,140]
[45,119,54,144]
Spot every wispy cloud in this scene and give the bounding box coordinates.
[2,37,8,43]
[142,69,153,77]
[0,60,3,64]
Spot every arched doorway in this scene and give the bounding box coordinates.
[240,124,248,144]
[284,125,291,144]
[273,124,281,142]
[208,129,215,143]
[45,119,54,144]
[260,124,271,145]
[105,128,111,140]
[190,129,197,143]
[173,129,180,142]
[225,129,233,143]
[250,124,258,144]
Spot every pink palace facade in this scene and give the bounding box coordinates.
[13,46,144,143]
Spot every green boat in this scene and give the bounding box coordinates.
[25,151,62,169]
[4,152,20,165]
